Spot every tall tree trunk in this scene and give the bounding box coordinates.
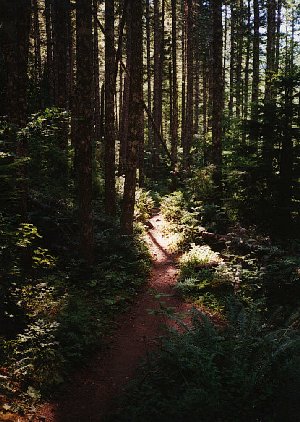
[121,0,143,235]
[184,0,194,170]
[171,0,178,167]
[228,2,236,117]
[93,0,101,141]
[146,0,153,159]
[235,0,243,120]
[262,0,277,180]
[33,0,42,85]
[275,0,282,73]
[52,0,70,109]
[203,57,208,138]
[44,0,54,105]
[211,0,223,191]
[251,0,260,122]
[243,0,251,123]
[75,0,94,264]
[153,0,163,171]
[181,0,187,150]
[118,17,131,175]
[105,0,116,215]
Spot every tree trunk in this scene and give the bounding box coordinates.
[171,0,178,167]
[93,0,101,141]
[146,0,153,159]
[228,2,236,117]
[52,0,70,109]
[44,0,54,105]
[235,0,243,120]
[33,0,42,85]
[262,0,277,179]
[105,0,116,215]
[211,0,223,191]
[243,0,251,123]
[75,0,94,264]
[251,0,260,122]
[153,0,163,171]
[184,0,194,170]
[120,0,143,235]
[118,16,131,175]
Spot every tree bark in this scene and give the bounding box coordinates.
[171,0,178,167]
[93,0,101,141]
[52,0,70,109]
[184,0,194,170]
[251,0,260,122]
[211,0,223,191]
[75,0,94,264]
[105,0,116,215]
[153,0,163,171]
[120,0,143,235]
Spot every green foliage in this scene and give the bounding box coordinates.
[112,306,300,422]
[161,191,185,223]
[26,108,70,201]
[8,320,63,392]
[179,244,222,279]
[134,188,155,223]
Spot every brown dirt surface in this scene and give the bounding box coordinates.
[21,212,191,422]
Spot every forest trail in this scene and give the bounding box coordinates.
[33,211,190,422]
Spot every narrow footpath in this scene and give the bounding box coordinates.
[33,212,190,422]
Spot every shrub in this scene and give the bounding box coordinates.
[161,191,185,223]
[179,244,222,280]
[134,188,155,223]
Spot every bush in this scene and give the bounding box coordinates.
[134,188,155,223]
[179,244,222,279]
[112,306,300,422]
[161,191,185,223]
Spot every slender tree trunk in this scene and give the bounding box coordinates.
[93,0,101,141]
[235,0,243,120]
[262,0,277,179]
[184,0,194,170]
[44,0,54,105]
[275,0,282,73]
[211,0,223,191]
[52,0,70,109]
[75,0,94,264]
[171,0,178,166]
[228,2,235,116]
[181,0,187,149]
[33,0,42,85]
[121,0,143,235]
[251,0,260,122]
[146,0,153,158]
[153,0,163,171]
[203,57,208,138]
[194,55,200,135]
[105,0,116,215]
[243,0,251,124]
[118,18,131,174]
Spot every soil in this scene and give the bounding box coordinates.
[27,212,191,422]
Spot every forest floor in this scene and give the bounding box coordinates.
[27,211,191,422]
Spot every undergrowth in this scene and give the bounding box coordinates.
[111,304,300,422]
[0,112,151,415]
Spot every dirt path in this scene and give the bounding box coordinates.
[33,212,189,422]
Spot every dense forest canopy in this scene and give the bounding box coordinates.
[0,0,300,419]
